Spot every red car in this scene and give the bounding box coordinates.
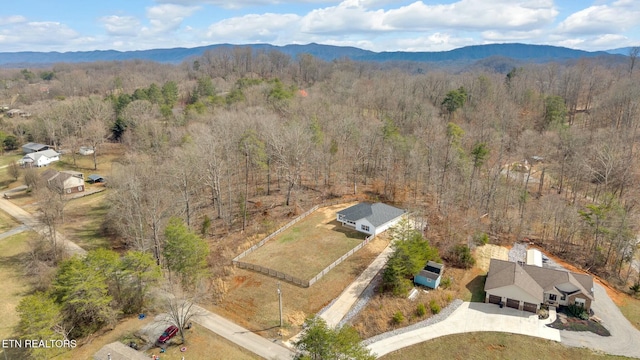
[158,325,179,344]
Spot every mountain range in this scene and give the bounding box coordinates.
[0,43,628,68]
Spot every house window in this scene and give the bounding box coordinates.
[575,298,586,307]
[549,294,557,301]
[361,225,370,232]
[560,295,566,301]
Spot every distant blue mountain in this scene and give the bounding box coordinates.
[605,47,639,55]
[0,42,624,67]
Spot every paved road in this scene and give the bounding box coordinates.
[319,243,394,327]
[0,224,29,240]
[367,302,560,358]
[192,305,295,360]
[560,283,640,359]
[0,197,86,256]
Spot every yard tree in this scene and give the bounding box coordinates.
[35,187,68,263]
[163,217,210,288]
[16,292,66,359]
[445,244,476,269]
[53,256,117,338]
[294,316,375,360]
[8,160,19,181]
[162,282,206,345]
[121,250,162,314]
[383,218,440,296]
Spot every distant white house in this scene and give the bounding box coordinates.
[19,149,60,167]
[336,202,406,236]
[79,146,94,155]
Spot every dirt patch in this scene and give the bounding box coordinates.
[211,235,391,340]
[474,244,509,271]
[286,310,307,327]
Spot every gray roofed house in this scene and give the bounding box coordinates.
[22,142,50,154]
[19,149,60,167]
[336,202,405,236]
[41,169,85,194]
[484,258,594,312]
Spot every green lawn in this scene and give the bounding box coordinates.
[59,190,110,251]
[0,153,22,167]
[0,207,20,232]
[240,203,366,280]
[0,231,37,351]
[380,332,629,360]
[620,295,640,331]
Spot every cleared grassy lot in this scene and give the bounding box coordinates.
[59,189,109,251]
[240,203,366,280]
[0,231,37,360]
[0,205,20,232]
[380,332,628,360]
[213,234,391,340]
[619,295,640,330]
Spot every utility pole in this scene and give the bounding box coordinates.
[277,282,283,327]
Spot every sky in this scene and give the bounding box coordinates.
[0,0,639,53]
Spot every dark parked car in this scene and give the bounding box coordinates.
[158,325,179,344]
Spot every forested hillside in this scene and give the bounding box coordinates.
[1,46,639,296]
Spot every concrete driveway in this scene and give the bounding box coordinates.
[367,302,560,358]
[560,283,640,358]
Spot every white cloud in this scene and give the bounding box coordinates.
[100,15,141,36]
[382,0,558,31]
[154,0,337,10]
[557,2,640,35]
[481,29,545,42]
[145,4,200,34]
[382,32,476,51]
[0,15,27,25]
[300,2,387,34]
[0,21,92,51]
[206,13,301,43]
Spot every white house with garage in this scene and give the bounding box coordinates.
[19,149,60,167]
[336,202,406,236]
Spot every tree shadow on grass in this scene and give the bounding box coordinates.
[466,275,487,302]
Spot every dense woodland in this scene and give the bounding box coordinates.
[2,47,640,301]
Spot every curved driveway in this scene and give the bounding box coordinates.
[367,284,640,359]
[367,302,560,358]
[560,283,640,358]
